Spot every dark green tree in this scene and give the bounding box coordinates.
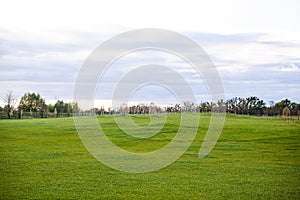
[245,96,266,115]
[47,104,55,113]
[54,100,67,113]
[18,92,46,117]
[275,99,291,110]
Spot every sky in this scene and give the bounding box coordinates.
[0,0,300,108]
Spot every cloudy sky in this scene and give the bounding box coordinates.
[1,0,299,108]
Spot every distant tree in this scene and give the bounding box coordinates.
[275,99,291,110]
[288,101,300,116]
[53,100,79,116]
[226,97,238,114]
[199,102,209,112]
[215,99,226,113]
[18,92,46,117]
[183,101,195,112]
[47,104,55,113]
[226,96,266,115]
[237,98,247,114]
[54,100,64,113]
[290,102,298,110]
[69,102,80,113]
[2,91,17,119]
[245,96,266,115]
[67,103,72,116]
[174,104,181,112]
[54,100,72,114]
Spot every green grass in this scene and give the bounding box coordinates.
[0,114,299,199]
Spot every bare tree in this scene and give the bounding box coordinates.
[2,91,17,119]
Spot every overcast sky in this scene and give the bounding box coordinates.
[1,0,299,108]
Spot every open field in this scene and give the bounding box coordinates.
[0,114,299,199]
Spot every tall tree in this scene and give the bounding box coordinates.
[54,100,67,113]
[275,99,291,110]
[2,91,17,119]
[69,102,80,113]
[245,96,266,115]
[47,104,55,113]
[18,92,46,117]
[227,97,238,114]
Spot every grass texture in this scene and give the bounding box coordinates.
[0,114,299,199]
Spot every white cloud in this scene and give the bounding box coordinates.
[276,63,300,72]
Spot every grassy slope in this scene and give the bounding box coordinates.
[0,114,299,199]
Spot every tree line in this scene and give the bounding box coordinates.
[0,91,79,119]
[220,97,298,116]
[1,91,299,119]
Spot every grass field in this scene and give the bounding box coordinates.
[0,114,299,199]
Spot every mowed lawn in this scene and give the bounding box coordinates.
[0,114,299,199]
